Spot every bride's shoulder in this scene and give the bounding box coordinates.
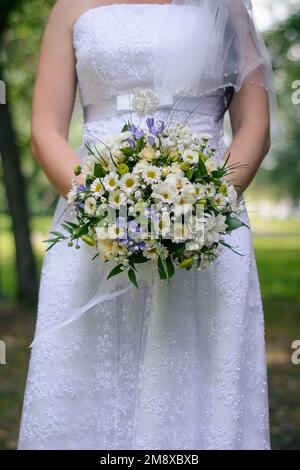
[52,0,112,28]
[47,1,106,30]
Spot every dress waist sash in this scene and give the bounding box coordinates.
[83,91,222,123]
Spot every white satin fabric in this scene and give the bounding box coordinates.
[18,3,270,450]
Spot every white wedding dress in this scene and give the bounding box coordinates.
[18,3,270,450]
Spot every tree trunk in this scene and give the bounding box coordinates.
[0,86,38,305]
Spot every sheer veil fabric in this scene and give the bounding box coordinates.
[153,0,279,144]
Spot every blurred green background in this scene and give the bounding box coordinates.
[0,0,300,450]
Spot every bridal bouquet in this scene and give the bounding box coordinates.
[45,88,247,287]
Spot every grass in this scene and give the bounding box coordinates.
[0,212,300,449]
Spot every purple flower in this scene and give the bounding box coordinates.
[146,118,165,137]
[147,135,156,146]
[130,124,144,139]
[128,139,136,149]
[77,184,86,193]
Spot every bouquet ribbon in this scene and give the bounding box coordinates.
[29,260,156,349]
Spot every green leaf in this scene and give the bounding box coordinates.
[185,168,194,181]
[128,268,139,288]
[121,122,130,132]
[129,253,149,264]
[220,240,244,256]
[49,230,65,238]
[225,216,249,231]
[94,162,105,178]
[157,255,174,280]
[73,223,90,238]
[197,156,208,176]
[107,264,125,280]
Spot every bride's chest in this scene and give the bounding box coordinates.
[72,5,177,103]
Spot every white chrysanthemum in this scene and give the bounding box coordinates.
[204,213,227,247]
[186,240,204,251]
[153,212,171,238]
[90,178,104,197]
[142,242,159,260]
[172,223,189,241]
[107,224,126,240]
[84,196,97,215]
[182,149,199,164]
[152,182,178,204]
[97,239,116,261]
[120,173,139,193]
[131,87,160,115]
[67,180,78,204]
[133,160,149,174]
[200,133,213,141]
[103,171,119,191]
[108,190,127,207]
[142,165,161,184]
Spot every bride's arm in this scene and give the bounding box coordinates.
[226,82,271,197]
[30,1,87,200]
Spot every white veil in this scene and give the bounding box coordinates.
[153,0,280,144]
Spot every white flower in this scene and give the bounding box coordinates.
[142,165,161,184]
[153,212,171,238]
[97,239,116,260]
[95,226,108,240]
[142,241,160,260]
[133,160,149,174]
[108,189,127,207]
[205,158,219,173]
[214,192,227,208]
[67,180,78,204]
[166,171,189,191]
[194,183,206,199]
[81,155,97,176]
[226,184,243,213]
[107,224,126,240]
[174,186,196,214]
[186,240,203,251]
[115,131,133,142]
[120,173,139,193]
[131,87,160,115]
[204,213,227,247]
[205,183,217,198]
[84,196,97,215]
[90,178,104,197]
[103,171,119,191]
[139,144,156,162]
[182,149,199,164]
[152,182,178,204]
[200,133,213,141]
[170,162,182,174]
[172,223,189,241]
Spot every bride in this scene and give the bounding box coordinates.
[18,0,274,450]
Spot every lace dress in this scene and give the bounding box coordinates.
[18,3,270,450]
